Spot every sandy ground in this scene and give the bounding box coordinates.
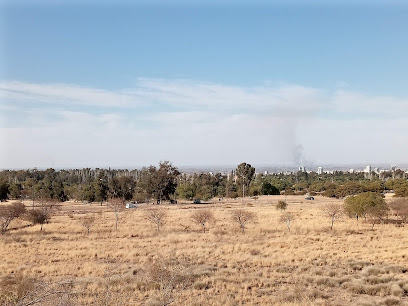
[1,195,407,305]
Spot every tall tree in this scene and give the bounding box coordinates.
[0,180,10,202]
[140,161,180,204]
[94,173,109,206]
[117,176,135,202]
[235,162,255,200]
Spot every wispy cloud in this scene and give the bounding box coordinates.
[2,78,408,117]
[0,81,143,108]
[1,78,408,168]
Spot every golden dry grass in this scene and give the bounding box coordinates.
[1,195,408,305]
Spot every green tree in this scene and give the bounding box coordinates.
[395,184,408,197]
[226,179,238,198]
[9,183,22,199]
[0,180,10,202]
[117,176,136,202]
[94,173,109,206]
[235,162,255,200]
[79,184,95,203]
[344,192,386,222]
[23,178,37,207]
[335,181,363,198]
[140,161,180,204]
[52,181,67,202]
[261,182,279,195]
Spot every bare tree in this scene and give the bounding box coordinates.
[390,198,408,224]
[144,208,167,233]
[280,212,295,232]
[366,202,389,230]
[145,257,192,306]
[108,198,124,232]
[191,209,215,233]
[230,209,256,233]
[81,215,95,235]
[0,201,26,234]
[322,203,343,230]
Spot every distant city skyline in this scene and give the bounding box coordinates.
[1,1,408,169]
[3,163,407,174]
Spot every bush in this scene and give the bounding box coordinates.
[27,207,52,231]
[276,200,288,211]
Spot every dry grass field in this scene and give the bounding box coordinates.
[1,195,408,305]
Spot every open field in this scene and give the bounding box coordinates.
[1,195,408,305]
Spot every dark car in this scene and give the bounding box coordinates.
[305,196,315,200]
[193,199,201,204]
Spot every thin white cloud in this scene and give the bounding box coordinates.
[2,78,408,118]
[0,79,327,115]
[132,78,327,115]
[330,90,408,117]
[0,81,144,107]
[1,78,408,168]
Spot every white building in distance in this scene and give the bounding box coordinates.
[317,167,323,175]
[298,166,305,172]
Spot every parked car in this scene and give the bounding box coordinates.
[305,196,315,200]
[169,199,177,204]
[193,199,201,204]
[125,203,137,209]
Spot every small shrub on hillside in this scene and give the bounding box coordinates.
[276,200,288,211]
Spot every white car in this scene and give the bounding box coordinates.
[126,203,137,209]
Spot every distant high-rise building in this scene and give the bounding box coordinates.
[317,167,323,175]
[264,170,269,175]
[298,166,305,172]
[391,165,396,172]
[364,165,371,173]
[348,169,355,174]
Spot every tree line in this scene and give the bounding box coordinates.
[0,162,407,204]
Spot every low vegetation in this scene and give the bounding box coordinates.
[1,194,407,305]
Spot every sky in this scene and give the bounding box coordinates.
[0,0,408,169]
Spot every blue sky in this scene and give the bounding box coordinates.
[1,1,408,169]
